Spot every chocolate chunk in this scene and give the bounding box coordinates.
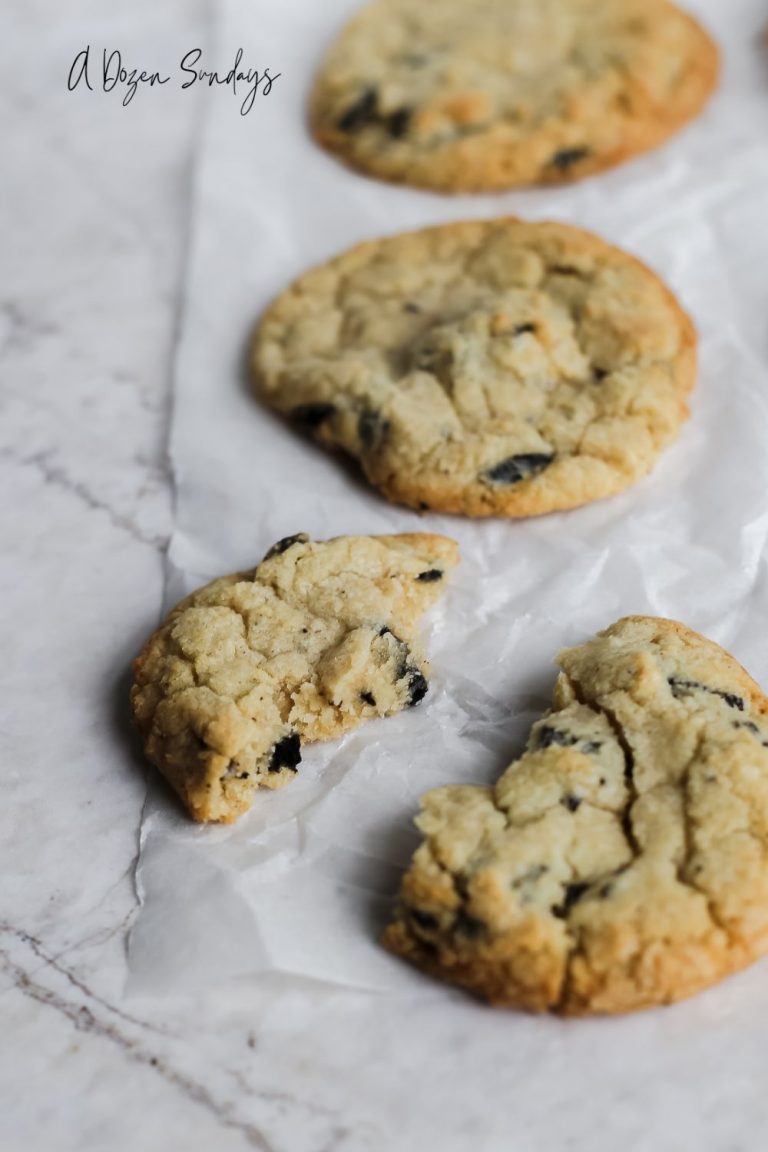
[360,691,377,707]
[262,533,309,561]
[561,794,582,813]
[387,108,412,138]
[378,627,428,706]
[408,907,439,931]
[483,453,554,485]
[552,882,589,919]
[416,569,443,583]
[337,87,378,132]
[292,402,336,429]
[536,725,579,749]
[454,911,485,939]
[549,147,590,171]
[669,676,744,711]
[267,732,301,773]
[406,668,429,707]
[358,409,389,449]
[715,689,744,711]
[668,676,703,699]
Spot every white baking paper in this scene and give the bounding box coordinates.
[129,0,768,1145]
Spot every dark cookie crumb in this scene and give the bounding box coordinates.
[513,323,537,336]
[582,740,603,754]
[403,301,421,314]
[416,569,443,583]
[262,533,309,562]
[561,794,582,812]
[360,691,377,707]
[267,731,302,773]
[483,453,554,485]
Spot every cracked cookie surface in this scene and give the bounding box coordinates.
[384,617,768,1014]
[310,0,718,192]
[131,533,458,823]
[253,219,695,518]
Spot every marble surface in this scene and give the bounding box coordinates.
[0,2,252,1148]
[4,2,768,1150]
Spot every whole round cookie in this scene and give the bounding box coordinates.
[253,219,696,518]
[384,617,768,1014]
[310,0,718,192]
[131,532,458,823]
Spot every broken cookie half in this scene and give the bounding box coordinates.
[131,532,458,822]
[384,617,768,1014]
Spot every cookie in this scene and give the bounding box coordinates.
[384,617,768,1014]
[131,532,458,823]
[310,0,718,192]
[253,219,695,518]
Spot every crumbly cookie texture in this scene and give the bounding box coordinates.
[131,533,458,823]
[253,219,695,518]
[384,617,768,1014]
[311,0,718,192]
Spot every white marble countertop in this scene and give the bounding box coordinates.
[4,2,768,1150]
[0,2,264,1148]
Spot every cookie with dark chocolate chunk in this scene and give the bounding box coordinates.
[131,533,458,822]
[310,0,718,192]
[384,616,768,1015]
[254,218,695,518]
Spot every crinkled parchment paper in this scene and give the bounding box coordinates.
[129,0,768,1145]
